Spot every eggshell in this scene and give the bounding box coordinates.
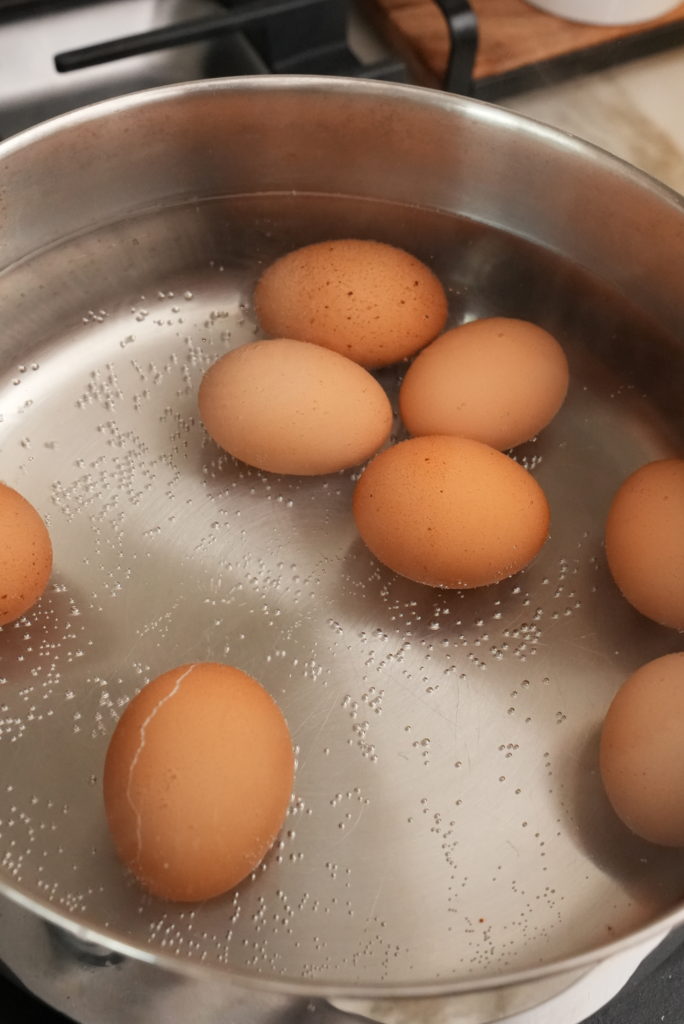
[600,653,684,846]
[198,338,392,475]
[0,482,53,626]
[605,458,684,630]
[254,239,448,369]
[399,317,569,450]
[103,662,294,902]
[352,435,550,589]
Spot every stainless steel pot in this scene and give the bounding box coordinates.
[0,76,683,1024]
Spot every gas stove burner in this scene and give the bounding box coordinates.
[50,0,476,94]
[52,0,404,79]
[0,0,409,139]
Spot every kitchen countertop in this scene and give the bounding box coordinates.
[502,42,684,195]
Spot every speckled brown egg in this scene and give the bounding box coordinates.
[104,662,295,902]
[0,482,53,626]
[253,239,448,368]
[605,459,684,630]
[399,317,569,450]
[198,338,392,475]
[352,435,550,588]
[600,653,684,846]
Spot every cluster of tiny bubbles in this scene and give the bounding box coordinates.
[90,673,143,739]
[438,860,566,974]
[81,310,110,326]
[326,786,370,833]
[55,420,160,511]
[0,584,97,735]
[0,784,100,901]
[75,363,123,412]
[0,783,37,882]
[6,363,41,423]
[141,883,230,964]
[411,734,431,767]
[513,449,544,473]
[295,921,412,984]
[540,553,585,623]
[134,794,340,972]
[340,693,379,763]
[342,558,552,684]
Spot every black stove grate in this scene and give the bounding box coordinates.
[0,0,122,16]
[51,0,412,84]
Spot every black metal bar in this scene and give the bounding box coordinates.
[433,0,479,95]
[55,0,332,72]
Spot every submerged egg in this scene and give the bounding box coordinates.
[605,458,684,630]
[254,239,448,368]
[0,481,53,626]
[352,435,550,589]
[198,338,392,475]
[399,317,569,450]
[600,653,684,846]
[104,662,295,902]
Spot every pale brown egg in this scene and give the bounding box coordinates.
[198,338,392,475]
[253,239,448,369]
[0,482,53,627]
[605,459,684,630]
[399,317,569,450]
[352,435,550,589]
[103,662,294,902]
[600,652,684,846]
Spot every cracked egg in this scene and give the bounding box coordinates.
[103,662,294,902]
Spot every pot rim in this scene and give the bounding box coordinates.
[1,73,683,1000]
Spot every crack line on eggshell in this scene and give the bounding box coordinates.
[126,663,197,869]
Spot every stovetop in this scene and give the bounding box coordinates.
[2,0,683,139]
[1,3,683,1023]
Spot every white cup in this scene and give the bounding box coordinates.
[524,0,680,25]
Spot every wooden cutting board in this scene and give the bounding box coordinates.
[362,0,684,94]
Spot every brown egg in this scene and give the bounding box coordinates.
[352,435,550,588]
[399,317,569,450]
[198,338,392,476]
[253,239,448,369]
[103,662,294,902]
[605,459,684,630]
[0,482,53,627]
[600,653,684,846]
